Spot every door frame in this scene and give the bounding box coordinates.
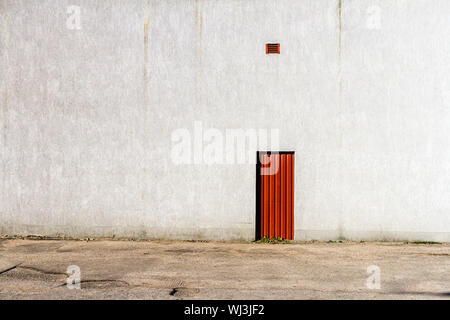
[255,151,295,240]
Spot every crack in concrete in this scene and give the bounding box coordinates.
[0,264,18,275]
[54,279,130,289]
[169,287,179,296]
[17,265,66,275]
[169,286,200,297]
[412,253,450,257]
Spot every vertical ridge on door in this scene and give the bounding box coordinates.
[263,161,269,236]
[290,154,295,239]
[281,154,286,239]
[275,154,281,238]
[269,160,275,238]
[260,164,265,238]
[286,154,292,240]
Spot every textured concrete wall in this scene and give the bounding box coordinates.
[1,0,450,241]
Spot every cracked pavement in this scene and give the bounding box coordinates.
[0,239,449,299]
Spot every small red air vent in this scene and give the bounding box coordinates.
[266,43,280,54]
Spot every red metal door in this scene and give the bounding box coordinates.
[258,152,294,240]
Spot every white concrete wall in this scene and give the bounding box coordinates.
[1,0,450,241]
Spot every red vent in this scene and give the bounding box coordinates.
[266,43,280,54]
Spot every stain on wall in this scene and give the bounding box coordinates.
[1,0,9,145]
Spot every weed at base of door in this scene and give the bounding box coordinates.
[260,235,290,244]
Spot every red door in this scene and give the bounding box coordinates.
[258,152,294,240]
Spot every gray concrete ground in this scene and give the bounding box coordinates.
[0,239,449,300]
